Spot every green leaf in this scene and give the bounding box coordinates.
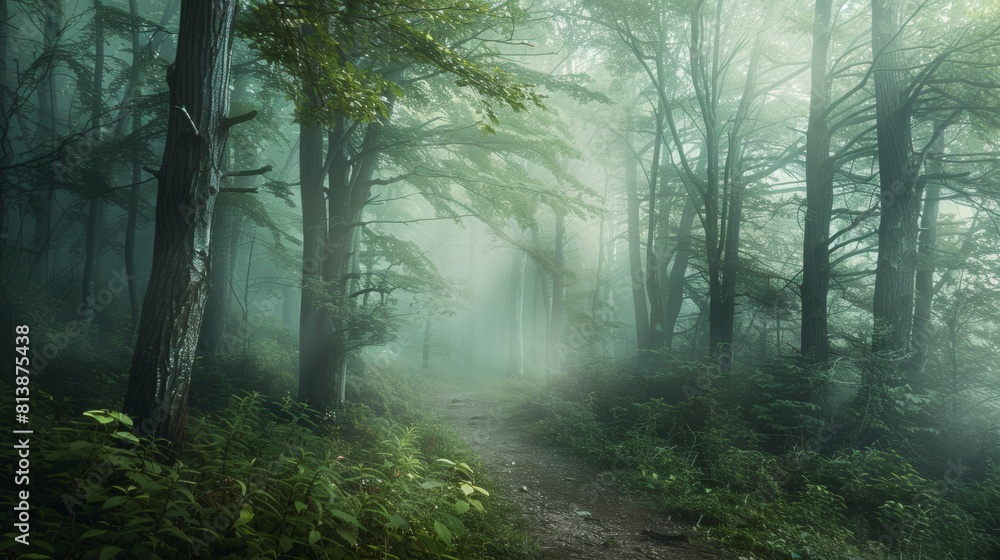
[460,483,474,496]
[279,535,294,552]
[112,431,140,444]
[99,546,124,560]
[79,529,109,539]
[102,496,128,510]
[434,520,453,545]
[330,509,360,527]
[454,500,469,514]
[294,501,308,513]
[308,529,321,545]
[420,480,445,490]
[335,527,358,546]
[232,505,254,528]
[387,514,409,530]
[83,410,116,424]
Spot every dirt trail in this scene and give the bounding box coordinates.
[433,387,738,560]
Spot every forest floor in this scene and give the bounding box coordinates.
[430,380,743,560]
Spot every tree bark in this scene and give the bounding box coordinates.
[198,199,237,362]
[645,107,666,352]
[422,316,432,370]
[865,0,919,441]
[871,0,919,360]
[123,0,239,451]
[31,0,63,284]
[625,132,651,356]
[508,249,525,377]
[124,0,143,341]
[910,126,945,376]
[801,0,835,363]
[663,197,696,349]
[297,122,333,408]
[81,0,105,323]
[547,209,565,373]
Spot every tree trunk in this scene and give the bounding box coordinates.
[31,0,63,285]
[547,209,565,373]
[198,200,236,362]
[530,221,551,325]
[123,0,239,452]
[871,0,919,359]
[297,122,334,408]
[801,0,835,364]
[866,0,919,441]
[81,0,105,323]
[124,0,143,342]
[645,109,666,352]
[720,179,744,353]
[422,316,432,370]
[508,249,525,377]
[282,285,299,329]
[625,132,651,356]
[466,218,477,371]
[663,197,696,349]
[910,126,945,376]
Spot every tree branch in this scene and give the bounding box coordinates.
[224,164,272,178]
[221,110,258,130]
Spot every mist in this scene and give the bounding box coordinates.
[2,0,1000,558]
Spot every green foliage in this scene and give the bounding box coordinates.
[519,362,1000,559]
[0,382,535,559]
[241,0,542,128]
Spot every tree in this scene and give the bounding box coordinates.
[800,0,835,364]
[123,0,243,450]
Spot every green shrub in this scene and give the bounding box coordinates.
[0,390,533,559]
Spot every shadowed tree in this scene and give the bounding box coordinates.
[123,0,244,451]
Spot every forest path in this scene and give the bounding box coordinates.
[430,382,738,560]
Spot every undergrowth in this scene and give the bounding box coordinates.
[517,361,1000,560]
[0,348,536,559]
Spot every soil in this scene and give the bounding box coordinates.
[432,385,743,560]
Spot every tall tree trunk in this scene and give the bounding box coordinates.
[547,209,565,373]
[124,0,143,341]
[801,0,835,364]
[81,0,105,322]
[687,5,724,360]
[283,285,299,329]
[718,32,763,361]
[122,0,176,342]
[508,249,525,377]
[0,0,9,270]
[625,132,651,356]
[720,179,744,353]
[31,0,64,284]
[663,197,696,349]
[866,0,919,441]
[871,0,918,356]
[198,200,236,362]
[530,221,551,324]
[297,122,333,408]
[645,109,666,352]
[466,218,477,371]
[592,176,609,319]
[422,316,432,370]
[123,0,239,451]
[910,125,945,376]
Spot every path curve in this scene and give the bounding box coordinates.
[433,388,739,560]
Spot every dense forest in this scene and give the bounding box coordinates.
[2,0,1000,558]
